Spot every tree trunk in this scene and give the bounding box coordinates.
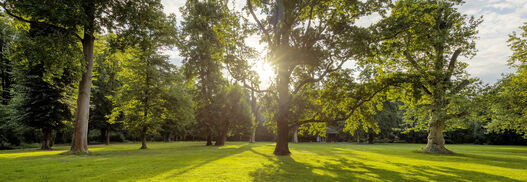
[105,128,110,145]
[274,62,291,155]
[292,126,299,143]
[140,132,148,149]
[71,33,95,154]
[422,91,452,154]
[368,132,374,144]
[215,131,226,146]
[41,128,53,150]
[206,134,213,146]
[422,116,451,153]
[249,89,257,143]
[356,130,360,144]
[250,126,256,143]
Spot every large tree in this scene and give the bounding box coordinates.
[2,0,175,153]
[377,0,481,153]
[178,0,254,146]
[247,0,389,155]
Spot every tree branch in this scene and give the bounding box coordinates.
[403,50,421,71]
[247,0,271,44]
[445,49,462,81]
[1,4,83,41]
[450,79,469,95]
[289,84,388,128]
[292,59,346,95]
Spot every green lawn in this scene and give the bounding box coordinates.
[1,142,526,181]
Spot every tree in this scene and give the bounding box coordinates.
[178,0,253,146]
[487,23,527,138]
[212,84,254,146]
[90,36,121,145]
[10,21,80,150]
[2,0,176,153]
[247,0,390,155]
[377,0,482,153]
[159,70,195,143]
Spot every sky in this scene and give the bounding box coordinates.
[161,0,527,84]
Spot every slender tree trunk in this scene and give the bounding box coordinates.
[292,126,299,143]
[105,128,110,145]
[206,134,213,146]
[250,127,256,143]
[249,90,257,143]
[274,62,291,155]
[71,33,95,154]
[41,128,53,150]
[140,127,148,149]
[356,130,360,144]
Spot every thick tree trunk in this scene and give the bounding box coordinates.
[140,130,148,149]
[215,131,226,146]
[368,132,374,144]
[71,33,95,154]
[41,128,53,150]
[206,134,213,146]
[422,91,452,154]
[422,119,451,153]
[292,126,299,143]
[104,128,110,145]
[274,62,291,155]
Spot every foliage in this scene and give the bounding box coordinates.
[486,23,527,138]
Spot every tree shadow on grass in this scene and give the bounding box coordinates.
[248,146,522,182]
[248,148,408,181]
[1,142,256,182]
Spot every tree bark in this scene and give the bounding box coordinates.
[249,89,257,143]
[356,130,360,144]
[215,131,227,146]
[71,32,95,154]
[140,128,148,149]
[422,113,451,153]
[105,128,110,145]
[274,62,291,155]
[250,127,256,143]
[368,132,374,144]
[422,89,452,154]
[206,134,213,146]
[292,126,299,143]
[41,128,53,150]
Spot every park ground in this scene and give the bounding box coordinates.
[0,142,526,181]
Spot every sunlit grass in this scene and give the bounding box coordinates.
[0,142,526,181]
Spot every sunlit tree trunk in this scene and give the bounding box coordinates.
[71,32,94,153]
[292,126,299,143]
[423,93,451,153]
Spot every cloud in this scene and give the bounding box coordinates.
[459,0,527,83]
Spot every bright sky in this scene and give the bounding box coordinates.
[161,0,527,85]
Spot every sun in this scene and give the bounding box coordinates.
[253,61,275,87]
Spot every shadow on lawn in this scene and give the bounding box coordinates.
[1,142,256,181]
[248,147,521,182]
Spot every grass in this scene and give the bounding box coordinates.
[1,142,526,181]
